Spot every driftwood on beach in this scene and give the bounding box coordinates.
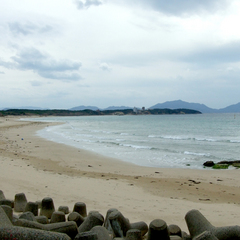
[0,191,239,240]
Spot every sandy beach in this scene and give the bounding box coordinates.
[0,116,240,233]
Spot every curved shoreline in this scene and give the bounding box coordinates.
[0,116,240,232]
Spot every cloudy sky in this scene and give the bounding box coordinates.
[1,0,240,109]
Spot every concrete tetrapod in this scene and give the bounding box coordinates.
[35,215,48,224]
[40,197,55,219]
[0,199,12,208]
[1,205,13,223]
[108,210,131,238]
[44,221,78,239]
[130,221,148,237]
[68,212,85,227]
[194,231,219,240]
[0,226,71,240]
[0,206,71,239]
[25,202,39,216]
[104,208,118,232]
[0,190,5,201]
[19,211,36,221]
[13,218,78,239]
[91,225,112,240]
[0,206,13,227]
[58,205,70,214]
[14,193,27,212]
[50,211,66,223]
[185,209,240,240]
[126,229,142,240]
[74,231,98,240]
[168,224,182,238]
[78,211,104,233]
[73,202,87,218]
[147,219,170,240]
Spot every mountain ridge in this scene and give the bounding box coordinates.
[1,100,240,113]
[70,100,240,113]
[150,100,240,113]
[69,105,132,111]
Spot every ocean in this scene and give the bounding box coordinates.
[27,113,240,169]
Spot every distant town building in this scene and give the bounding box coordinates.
[133,107,138,113]
[133,107,146,114]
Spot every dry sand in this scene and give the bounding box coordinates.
[0,116,240,232]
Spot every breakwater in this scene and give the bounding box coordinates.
[1,190,239,239]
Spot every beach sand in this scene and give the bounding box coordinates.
[0,116,240,233]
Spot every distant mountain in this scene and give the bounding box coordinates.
[150,100,219,113]
[3,101,240,113]
[70,105,132,111]
[70,105,99,111]
[2,106,47,110]
[104,106,132,110]
[218,102,240,113]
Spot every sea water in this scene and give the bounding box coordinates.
[27,113,240,169]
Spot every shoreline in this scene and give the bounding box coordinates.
[0,116,240,232]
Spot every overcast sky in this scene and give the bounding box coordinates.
[1,0,240,109]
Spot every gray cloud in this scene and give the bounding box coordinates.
[0,60,15,69]
[74,0,102,9]
[99,62,112,71]
[40,72,82,81]
[106,40,240,69]
[0,48,82,81]
[30,80,44,87]
[119,0,229,16]
[105,51,164,68]
[0,71,5,74]
[178,41,240,66]
[8,22,53,36]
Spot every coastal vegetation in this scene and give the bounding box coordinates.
[212,164,229,169]
[203,160,240,169]
[0,108,201,117]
